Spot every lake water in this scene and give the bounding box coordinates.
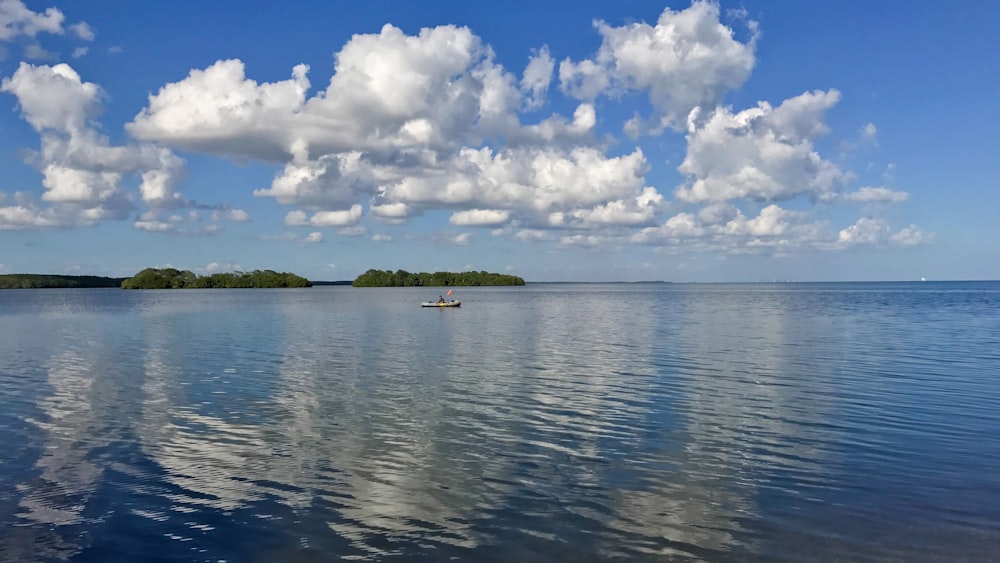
[1,282,999,562]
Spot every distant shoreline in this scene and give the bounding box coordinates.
[0,274,126,289]
[3,275,997,290]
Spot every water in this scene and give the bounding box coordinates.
[1,282,998,562]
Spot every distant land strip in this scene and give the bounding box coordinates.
[0,274,127,289]
[352,269,525,287]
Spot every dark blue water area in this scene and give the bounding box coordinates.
[1,282,999,561]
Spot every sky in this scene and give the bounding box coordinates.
[0,0,997,282]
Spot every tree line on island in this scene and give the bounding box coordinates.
[121,268,312,289]
[0,274,127,289]
[352,269,525,287]
[2,267,526,289]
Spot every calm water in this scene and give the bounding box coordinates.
[1,282,999,562]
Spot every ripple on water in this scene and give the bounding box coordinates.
[1,283,999,561]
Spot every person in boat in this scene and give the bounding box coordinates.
[437,295,446,304]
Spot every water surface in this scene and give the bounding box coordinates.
[1,282,998,561]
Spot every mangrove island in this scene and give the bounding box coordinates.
[352,269,525,287]
[121,268,312,289]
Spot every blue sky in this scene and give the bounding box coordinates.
[1,0,997,282]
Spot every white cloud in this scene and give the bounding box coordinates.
[285,204,362,227]
[0,202,57,229]
[860,122,878,144]
[254,148,371,207]
[134,218,174,233]
[205,262,242,273]
[837,217,890,246]
[376,146,660,229]
[512,228,550,241]
[129,59,311,161]
[675,90,845,203]
[68,21,93,41]
[632,212,704,243]
[121,22,677,238]
[370,201,409,221]
[133,209,228,236]
[127,24,496,161]
[371,233,392,242]
[71,46,87,58]
[559,234,607,249]
[632,203,841,255]
[835,186,908,204]
[304,231,323,243]
[0,0,64,41]
[450,208,510,226]
[0,63,262,230]
[211,208,250,222]
[0,190,126,229]
[0,10,920,260]
[889,224,930,246]
[0,66,152,212]
[560,1,757,131]
[1,62,102,132]
[446,232,472,246]
[338,225,366,237]
[521,46,554,110]
[836,218,930,248]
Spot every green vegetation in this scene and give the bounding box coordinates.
[352,269,525,287]
[0,274,126,289]
[121,268,312,289]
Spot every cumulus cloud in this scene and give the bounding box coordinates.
[0,0,64,41]
[254,147,371,207]
[128,59,311,161]
[560,1,757,132]
[837,218,930,248]
[128,24,498,161]
[0,63,251,231]
[1,8,927,258]
[450,208,510,226]
[375,146,660,229]
[285,204,362,227]
[675,90,845,203]
[837,217,890,246]
[632,203,839,255]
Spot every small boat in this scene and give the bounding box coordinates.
[421,300,461,308]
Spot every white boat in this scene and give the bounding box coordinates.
[421,300,461,308]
